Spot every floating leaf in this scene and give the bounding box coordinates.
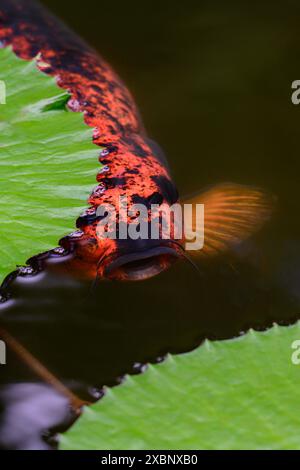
[62,322,300,450]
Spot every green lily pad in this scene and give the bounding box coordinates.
[0,47,100,281]
[61,322,300,450]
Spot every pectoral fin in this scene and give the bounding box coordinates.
[182,183,275,256]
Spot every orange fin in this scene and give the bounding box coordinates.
[182,183,275,256]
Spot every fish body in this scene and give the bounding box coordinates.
[0,0,274,284]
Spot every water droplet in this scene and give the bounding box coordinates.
[67,99,81,112]
[115,375,126,385]
[18,266,35,276]
[77,207,100,228]
[81,207,96,217]
[98,165,110,175]
[93,128,100,139]
[88,387,105,400]
[93,183,106,197]
[52,247,68,256]
[69,230,84,239]
[38,61,51,71]
[132,362,148,374]
[100,148,110,157]
[154,355,167,364]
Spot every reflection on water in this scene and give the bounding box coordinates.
[1,0,300,450]
[0,384,73,450]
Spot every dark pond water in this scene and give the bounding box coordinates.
[1,0,300,450]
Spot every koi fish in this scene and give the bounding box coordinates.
[0,0,274,285]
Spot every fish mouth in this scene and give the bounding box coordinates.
[103,245,181,281]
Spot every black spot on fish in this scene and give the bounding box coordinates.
[76,213,105,228]
[133,143,149,158]
[91,84,103,94]
[151,176,179,205]
[102,177,127,188]
[132,192,164,209]
[99,159,111,165]
[122,136,149,158]
[97,143,118,154]
[108,81,118,93]
[149,192,164,205]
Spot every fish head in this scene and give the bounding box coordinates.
[92,164,183,281]
[99,238,182,281]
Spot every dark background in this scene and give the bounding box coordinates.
[41,0,300,202]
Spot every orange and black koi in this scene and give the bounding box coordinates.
[0,0,275,289]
